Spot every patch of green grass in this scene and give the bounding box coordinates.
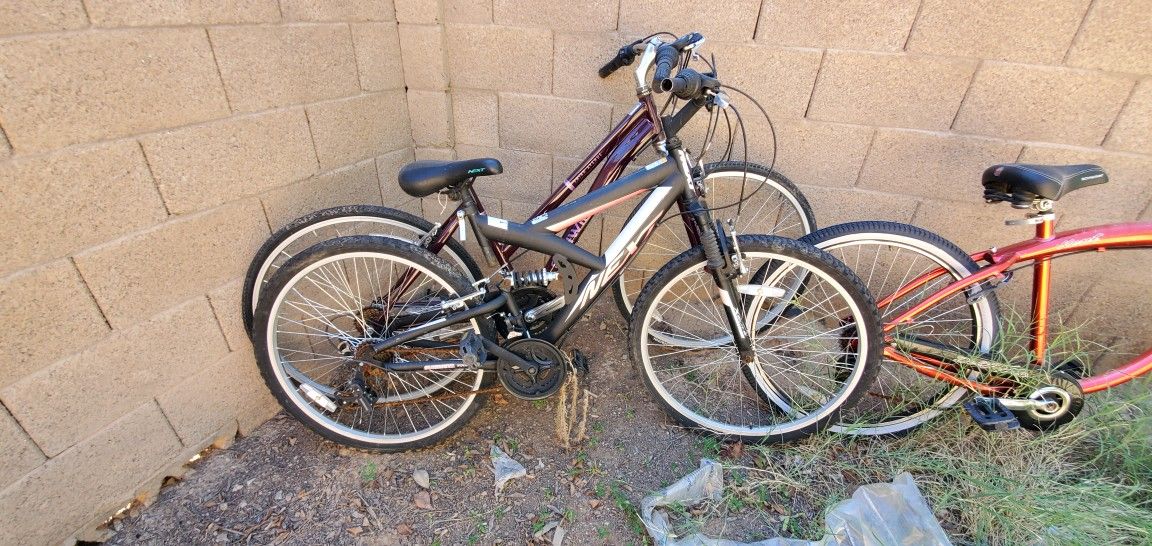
[358,462,377,484]
[532,399,548,409]
[609,481,647,539]
[596,525,610,540]
[732,379,1152,545]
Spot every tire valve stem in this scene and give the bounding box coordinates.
[300,383,337,413]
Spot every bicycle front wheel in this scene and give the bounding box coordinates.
[629,235,881,443]
[242,205,482,337]
[800,221,1001,436]
[252,235,492,452]
[613,162,815,318]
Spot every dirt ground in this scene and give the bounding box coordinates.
[104,302,792,545]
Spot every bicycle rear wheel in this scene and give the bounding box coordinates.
[629,235,880,443]
[800,221,1001,436]
[252,235,492,451]
[242,205,482,337]
[613,162,815,318]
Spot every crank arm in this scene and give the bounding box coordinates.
[992,396,1059,414]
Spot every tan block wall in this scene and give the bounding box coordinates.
[416,2,1151,377]
[2,0,1150,543]
[0,1,414,543]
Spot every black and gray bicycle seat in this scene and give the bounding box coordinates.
[398,158,503,197]
[982,163,1108,205]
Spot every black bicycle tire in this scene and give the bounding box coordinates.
[628,234,881,443]
[799,220,1003,437]
[242,204,483,337]
[251,235,493,452]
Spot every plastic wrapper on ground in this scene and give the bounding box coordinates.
[640,459,953,546]
[490,444,527,494]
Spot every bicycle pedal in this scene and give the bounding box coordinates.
[570,348,589,377]
[459,332,487,367]
[964,397,1020,432]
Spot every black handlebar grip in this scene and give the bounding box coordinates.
[598,56,625,78]
[651,45,678,91]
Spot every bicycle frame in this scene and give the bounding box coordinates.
[424,100,672,270]
[372,151,728,357]
[882,217,1152,394]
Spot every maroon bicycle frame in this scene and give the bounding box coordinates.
[881,217,1152,394]
[425,99,674,269]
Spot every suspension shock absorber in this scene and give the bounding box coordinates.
[510,269,559,288]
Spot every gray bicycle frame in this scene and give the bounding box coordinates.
[369,153,690,354]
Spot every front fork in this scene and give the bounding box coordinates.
[671,145,755,362]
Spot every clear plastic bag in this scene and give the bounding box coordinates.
[640,460,952,546]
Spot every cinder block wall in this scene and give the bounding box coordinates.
[2,0,1150,543]
[0,1,415,543]
[408,0,1151,364]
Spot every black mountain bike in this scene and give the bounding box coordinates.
[250,34,881,451]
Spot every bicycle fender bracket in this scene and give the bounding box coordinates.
[736,284,786,298]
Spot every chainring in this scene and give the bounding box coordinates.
[497,338,568,400]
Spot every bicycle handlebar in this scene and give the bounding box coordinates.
[651,44,679,88]
[598,43,639,78]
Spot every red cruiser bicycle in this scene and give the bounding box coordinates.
[800,163,1152,435]
[240,32,815,337]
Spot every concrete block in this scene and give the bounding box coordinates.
[141,108,317,214]
[0,260,110,390]
[0,29,228,152]
[495,0,617,31]
[445,24,551,93]
[456,144,552,203]
[911,198,1035,258]
[414,147,456,161]
[280,0,394,21]
[452,89,499,146]
[408,90,453,147]
[399,24,448,91]
[85,0,279,25]
[207,279,247,352]
[307,91,411,170]
[801,185,921,227]
[907,0,1089,64]
[210,24,360,112]
[73,199,270,328]
[261,160,382,229]
[1066,0,1152,74]
[1019,145,1152,228]
[377,147,418,204]
[552,32,640,105]
[396,0,440,23]
[763,119,875,189]
[553,156,583,191]
[499,93,613,156]
[755,0,919,51]
[954,62,1133,146]
[706,43,822,120]
[158,350,278,445]
[0,298,225,456]
[619,0,759,41]
[808,51,977,131]
[1105,79,1152,155]
[444,0,492,23]
[351,22,406,91]
[857,129,1022,200]
[0,402,182,546]
[0,141,167,276]
[0,406,44,491]
[0,0,86,36]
